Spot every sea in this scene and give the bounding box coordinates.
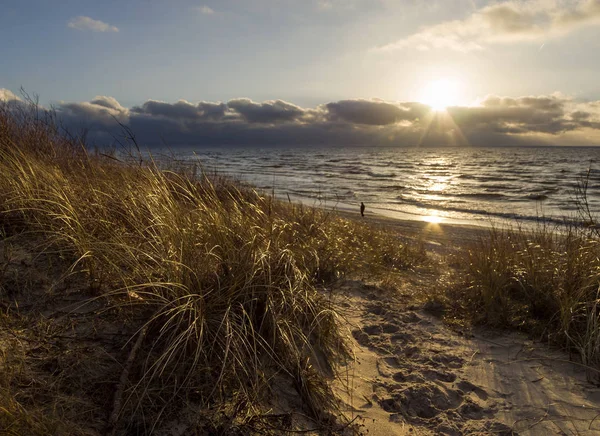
[162,146,600,227]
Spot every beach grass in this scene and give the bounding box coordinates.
[6,96,600,434]
[437,221,600,380]
[0,101,424,434]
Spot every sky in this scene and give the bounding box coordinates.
[2,0,600,147]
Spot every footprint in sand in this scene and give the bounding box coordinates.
[456,380,490,401]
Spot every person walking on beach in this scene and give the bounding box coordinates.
[360,202,365,217]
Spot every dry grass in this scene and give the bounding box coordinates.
[438,222,600,381]
[0,100,423,434]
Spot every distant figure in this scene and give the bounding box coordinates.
[360,202,365,217]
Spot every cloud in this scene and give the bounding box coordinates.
[227,99,310,123]
[58,95,128,131]
[131,99,230,122]
[67,16,119,33]
[325,99,429,125]
[89,96,126,112]
[0,89,20,102]
[316,1,334,11]
[196,5,215,15]
[4,91,599,147]
[314,0,370,11]
[378,0,600,52]
[448,95,573,135]
[0,89,26,113]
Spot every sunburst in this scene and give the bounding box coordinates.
[419,78,461,111]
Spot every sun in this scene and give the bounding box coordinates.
[419,79,461,111]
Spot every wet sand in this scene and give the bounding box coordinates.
[335,208,492,255]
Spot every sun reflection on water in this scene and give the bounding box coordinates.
[423,214,443,224]
[429,182,448,192]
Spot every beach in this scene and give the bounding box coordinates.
[5,1,600,432]
[3,105,600,434]
[3,182,600,434]
[336,278,600,435]
[336,208,492,254]
[174,146,600,227]
[328,212,600,435]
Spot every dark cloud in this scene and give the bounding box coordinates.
[131,99,230,122]
[58,98,128,130]
[226,98,307,123]
[131,100,199,119]
[324,99,426,125]
[569,110,600,130]
[448,95,579,135]
[198,101,229,121]
[571,110,591,121]
[55,94,600,146]
[3,89,599,147]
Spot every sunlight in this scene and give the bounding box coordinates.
[423,214,443,224]
[415,102,471,147]
[429,183,447,191]
[419,79,461,111]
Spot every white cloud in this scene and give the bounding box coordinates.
[67,16,119,33]
[317,1,334,10]
[315,0,362,12]
[0,89,20,102]
[378,0,600,52]
[196,5,215,15]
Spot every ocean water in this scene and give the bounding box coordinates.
[166,146,600,226]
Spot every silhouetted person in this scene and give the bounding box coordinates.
[360,202,365,217]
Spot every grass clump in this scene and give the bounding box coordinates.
[0,100,421,433]
[440,222,600,380]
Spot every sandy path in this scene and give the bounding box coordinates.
[464,332,600,435]
[332,279,600,436]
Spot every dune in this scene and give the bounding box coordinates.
[329,212,600,435]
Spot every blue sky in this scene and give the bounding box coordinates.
[2,0,600,146]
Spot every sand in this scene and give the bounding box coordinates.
[336,209,493,255]
[330,212,600,435]
[4,207,600,434]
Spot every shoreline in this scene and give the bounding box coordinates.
[280,191,582,236]
[282,192,491,228]
[331,204,600,435]
[332,208,493,256]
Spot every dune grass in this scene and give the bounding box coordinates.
[438,221,600,380]
[0,100,424,433]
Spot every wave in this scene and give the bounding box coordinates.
[367,171,397,178]
[483,184,521,192]
[408,190,509,200]
[181,146,600,224]
[457,174,508,182]
[454,193,507,200]
[390,197,571,225]
[524,194,549,201]
[381,184,406,191]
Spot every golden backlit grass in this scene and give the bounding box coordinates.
[0,101,424,434]
[440,222,600,380]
